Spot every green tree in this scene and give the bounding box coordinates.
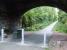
[21,6,58,31]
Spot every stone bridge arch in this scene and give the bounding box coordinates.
[0,0,67,34]
[16,0,67,16]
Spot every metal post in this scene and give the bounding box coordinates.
[1,28,4,42]
[21,28,24,44]
[44,32,47,47]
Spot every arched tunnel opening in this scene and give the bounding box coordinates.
[22,6,66,32]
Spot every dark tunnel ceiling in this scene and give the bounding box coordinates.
[0,0,67,17]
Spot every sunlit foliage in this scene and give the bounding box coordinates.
[21,6,67,33]
[21,6,57,31]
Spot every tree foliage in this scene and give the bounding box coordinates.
[21,6,67,33]
[21,6,58,31]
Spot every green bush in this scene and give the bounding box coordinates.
[54,22,67,33]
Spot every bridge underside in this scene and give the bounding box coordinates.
[0,0,67,34]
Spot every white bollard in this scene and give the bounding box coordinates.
[43,32,47,48]
[1,28,4,42]
[21,28,24,44]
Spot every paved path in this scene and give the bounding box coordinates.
[24,21,58,45]
[36,21,58,35]
[0,42,44,50]
[9,21,58,45]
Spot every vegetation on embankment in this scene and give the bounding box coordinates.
[21,6,67,33]
[22,6,57,31]
[54,10,67,33]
